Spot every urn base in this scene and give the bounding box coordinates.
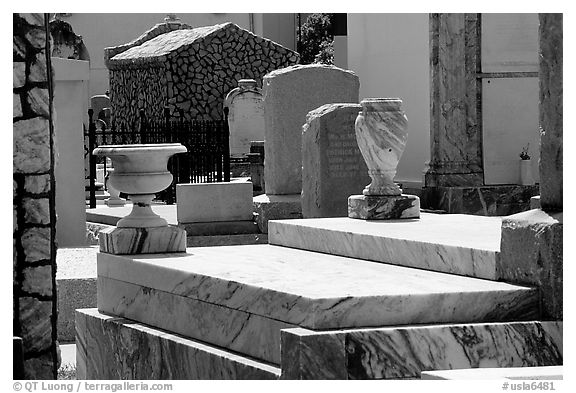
[348,194,420,220]
[99,226,187,255]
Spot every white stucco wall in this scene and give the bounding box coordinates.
[53,57,89,247]
[347,13,430,187]
[481,13,540,185]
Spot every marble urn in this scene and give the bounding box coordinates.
[93,143,187,228]
[355,98,408,196]
[349,98,420,220]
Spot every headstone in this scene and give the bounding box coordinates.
[302,103,369,218]
[263,64,359,195]
[90,94,111,125]
[224,79,265,157]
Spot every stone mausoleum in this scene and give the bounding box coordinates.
[105,19,299,127]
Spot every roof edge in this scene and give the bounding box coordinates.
[104,20,192,69]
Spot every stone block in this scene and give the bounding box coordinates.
[268,214,501,279]
[22,265,53,296]
[18,297,53,353]
[263,64,359,195]
[13,117,51,173]
[24,174,51,193]
[21,227,51,262]
[99,226,186,255]
[280,321,562,379]
[348,194,420,220]
[13,62,26,88]
[498,209,563,319]
[27,87,50,116]
[302,103,368,218]
[13,93,22,117]
[76,308,280,380]
[176,182,253,223]
[421,185,539,216]
[23,197,50,224]
[253,193,302,233]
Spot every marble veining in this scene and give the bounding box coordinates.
[348,194,420,220]
[77,308,280,380]
[97,276,296,364]
[97,244,537,330]
[269,214,500,279]
[99,226,186,255]
[280,321,563,380]
[355,99,408,196]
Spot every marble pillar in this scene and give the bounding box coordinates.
[538,14,562,212]
[425,13,483,187]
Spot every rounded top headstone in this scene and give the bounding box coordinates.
[238,79,258,89]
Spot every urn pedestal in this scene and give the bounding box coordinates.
[93,143,188,254]
[348,98,420,220]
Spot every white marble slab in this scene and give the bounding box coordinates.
[281,321,563,379]
[268,214,502,279]
[97,276,295,364]
[421,366,563,380]
[97,244,537,330]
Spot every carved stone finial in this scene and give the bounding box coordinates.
[164,14,181,25]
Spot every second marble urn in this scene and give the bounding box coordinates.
[355,98,408,196]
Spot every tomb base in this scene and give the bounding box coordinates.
[348,194,420,220]
[253,194,302,233]
[99,226,186,255]
[421,185,539,216]
[75,309,280,380]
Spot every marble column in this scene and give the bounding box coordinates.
[538,14,563,212]
[425,13,483,187]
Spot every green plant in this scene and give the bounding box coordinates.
[57,363,76,380]
[298,13,334,65]
[519,143,531,160]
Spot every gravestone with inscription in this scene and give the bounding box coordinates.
[263,64,360,195]
[302,103,369,218]
[224,79,265,157]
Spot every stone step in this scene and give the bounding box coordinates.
[281,320,562,379]
[268,213,503,279]
[76,308,280,380]
[97,244,539,364]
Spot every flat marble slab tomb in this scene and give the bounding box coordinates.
[97,244,538,364]
[268,213,502,279]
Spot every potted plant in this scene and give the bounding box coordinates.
[519,143,535,185]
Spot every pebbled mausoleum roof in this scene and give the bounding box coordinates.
[111,23,228,61]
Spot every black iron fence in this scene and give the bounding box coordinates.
[85,107,230,208]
